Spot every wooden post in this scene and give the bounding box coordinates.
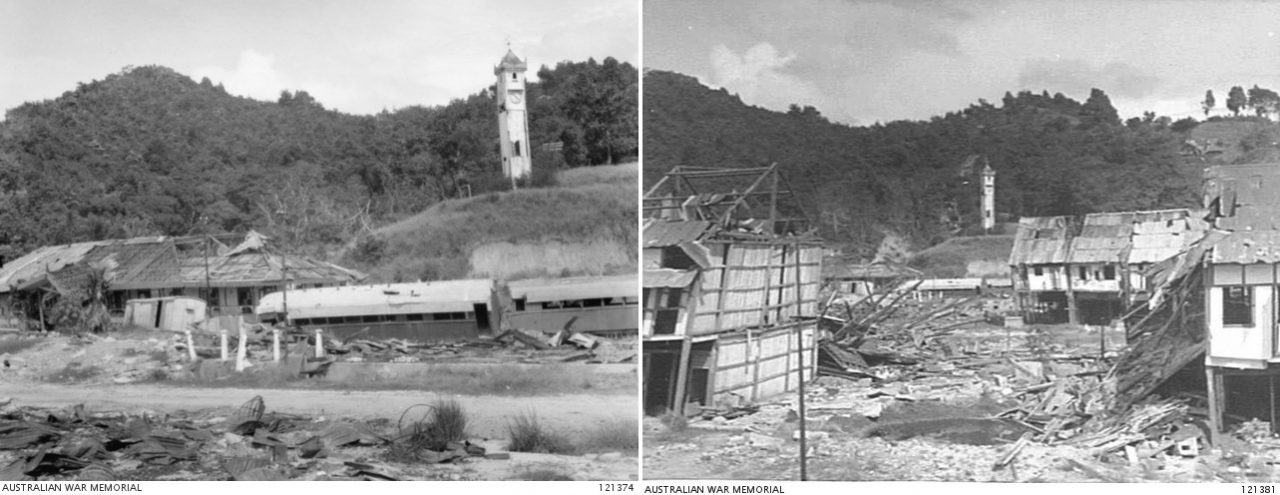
[272,328,281,362]
[219,328,228,361]
[796,320,808,481]
[672,336,693,415]
[1271,374,1278,435]
[768,166,778,235]
[1206,366,1223,446]
[315,328,324,358]
[1066,265,1079,325]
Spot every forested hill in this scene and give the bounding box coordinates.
[643,69,1219,255]
[0,59,637,260]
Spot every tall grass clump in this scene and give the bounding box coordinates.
[506,410,574,454]
[577,418,638,454]
[388,399,472,461]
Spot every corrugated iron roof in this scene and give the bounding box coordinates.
[1012,209,1207,266]
[1009,216,1074,265]
[1205,163,1280,231]
[509,273,636,302]
[1070,212,1133,264]
[0,241,111,291]
[1211,230,1280,264]
[0,233,364,294]
[643,220,712,247]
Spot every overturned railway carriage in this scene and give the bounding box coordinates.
[255,274,640,343]
[256,279,499,342]
[506,274,639,337]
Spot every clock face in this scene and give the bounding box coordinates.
[507,92,523,105]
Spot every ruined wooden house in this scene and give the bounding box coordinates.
[1010,209,1206,325]
[1199,163,1280,440]
[0,231,364,329]
[1111,163,1280,442]
[641,165,822,416]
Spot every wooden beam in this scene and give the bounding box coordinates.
[1206,365,1223,446]
[673,336,693,416]
[717,163,777,226]
[669,167,773,178]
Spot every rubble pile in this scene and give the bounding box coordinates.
[0,396,504,481]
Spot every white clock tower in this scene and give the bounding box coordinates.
[495,48,532,186]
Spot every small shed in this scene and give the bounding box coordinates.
[123,296,207,332]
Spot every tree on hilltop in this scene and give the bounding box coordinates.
[1227,86,1247,116]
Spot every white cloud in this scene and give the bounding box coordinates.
[707,43,821,113]
[191,49,288,102]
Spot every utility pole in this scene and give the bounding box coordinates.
[203,235,212,312]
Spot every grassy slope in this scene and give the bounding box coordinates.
[344,163,638,283]
[1189,118,1280,164]
[908,235,1015,278]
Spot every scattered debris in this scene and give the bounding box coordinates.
[0,396,511,481]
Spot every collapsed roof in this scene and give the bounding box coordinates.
[0,231,365,294]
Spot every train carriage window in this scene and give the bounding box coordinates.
[515,299,526,311]
[584,298,604,307]
[342,316,360,324]
[360,315,380,323]
[388,314,407,322]
[406,313,425,321]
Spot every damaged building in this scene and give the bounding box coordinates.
[0,231,365,330]
[1010,209,1207,325]
[641,165,822,416]
[1199,163,1280,441]
[1112,163,1280,443]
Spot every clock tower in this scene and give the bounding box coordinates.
[495,48,531,186]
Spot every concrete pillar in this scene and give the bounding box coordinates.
[219,329,228,361]
[272,328,281,362]
[235,323,250,372]
[184,330,197,361]
[315,328,325,358]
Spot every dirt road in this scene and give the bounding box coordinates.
[0,381,635,440]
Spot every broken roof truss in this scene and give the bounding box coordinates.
[643,163,811,235]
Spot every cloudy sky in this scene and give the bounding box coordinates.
[645,0,1280,125]
[0,0,637,117]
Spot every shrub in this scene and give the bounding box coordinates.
[660,412,688,433]
[426,399,469,444]
[388,399,471,460]
[506,410,574,454]
[577,418,638,454]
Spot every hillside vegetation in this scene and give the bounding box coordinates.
[643,70,1280,257]
[0,60,638,266]
[345,163,638,282]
